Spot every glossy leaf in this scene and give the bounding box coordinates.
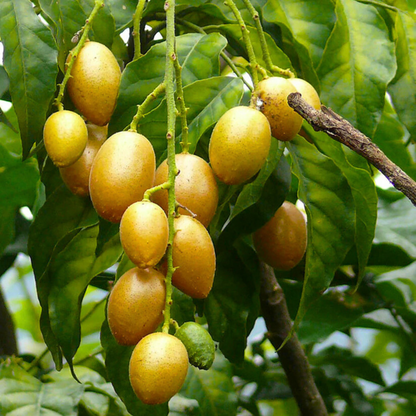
[287,137,355,328]
[317,0,396,137]
[110,33,228,134]
[0,0,58,158]
[388,11,416,140]
[0,66,9,98]
[0,359,84,416]
[105,0,136,31]
[101,320,169,416]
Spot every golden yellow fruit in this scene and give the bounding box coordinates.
[89,131,156,223]
[289,78,321,110]
[59,123,107,197]
[152,153,219,227]
[171,215,216,299]
[255,77,303,141]
[129,332,188,405]
[107,267,166,346]
[209,106,271,185]
[253,201,307,270]
[67,41,121,126]
[43,110,88,168]
[120,201,168,268]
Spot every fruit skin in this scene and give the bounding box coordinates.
[129,332,188,405]
[253,201,307,271]
[152,153,219,227]
[289,78,321,110]
[209,106,271,185]
[175,322,215,370]
[67,41,121,126]
[43,110,88,168]
[172,215,216,299]
[89,131,155,223]
[59,123,107,196]
[120,201,168,269]
[255,77,303,141]
[107,267,165,346]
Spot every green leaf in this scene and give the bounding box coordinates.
[0,359,84,416]
[388,12,416,140]
[383,381,416,398]
[181,355,238,416]
[317,0,396,137]
[48,224,122,365]
[100,320,169,416]
[171,287,196,327]
[0,66,10,99]
[110,33,228,134]
[287,137,355,329]
[105,0,136,32]
[0,0,58,158]
[0,207,16,256]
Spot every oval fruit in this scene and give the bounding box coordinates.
[175,322,215,370]
[209,106,271,185]
[107,267,166,346]
[152,153,218,227]
[59,123,107,196]
[171,215,216,299]
[120,201,168,268]
[255,77,303,141]
[43,110,88,168]
[253,201,307,270]
[89,131,155,223]
[67,41,121,126]
[289,78,321,110]
[129,332,188,405]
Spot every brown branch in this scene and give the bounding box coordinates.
[287,92,416,206]
[0,287,18,356]
[260,262,328,416]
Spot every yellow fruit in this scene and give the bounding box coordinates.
[107,267,166,346]
[43,110,88,168]
[67,41,121,126]
[120,201,169,268]
[171,215,216,299]
[152,153,219,227]
[288,78,321,110]
[129,332,188,405]
[209,106,271,185]
[89,131,155,223]
[59,123,107,196]
[253,201,307,270]
[255,77,303,141]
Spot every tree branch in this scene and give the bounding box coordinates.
[287,92,416,206]
[260,262,328,416]
[0,287,18,356]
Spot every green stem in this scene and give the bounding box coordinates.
[162,0,178,334]
[174,58,189,152]
[240,0,294,78]
[27,348,49,372]
[80,296,107,323]
[54,0,104,111]
[224,0,259,86]
[175,18,253,91]
[133,0,147,60]
[143,181,170,201]
[72,348,104,367]
[129,82,166,132]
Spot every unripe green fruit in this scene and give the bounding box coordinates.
[120,201,168,269]
[107,267,165,346]
[209,106,271,185]
[255,77,303,141]
[253,201,307,270]
[288,78,321,110]
[129,332,188,405]
[43,110,88,168]
[175,322,215,370]
[67,41,121,126]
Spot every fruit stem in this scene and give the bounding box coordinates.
[171,319,180,331]
[174,58,190,153]
[133,0,147,60]
[143,181,170,201]
[54,0,104,111]
[224,0,259,87]
[240,0,295,78]
[162,0,178,334]
[129,82,166,132]
[175,18,253,91]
